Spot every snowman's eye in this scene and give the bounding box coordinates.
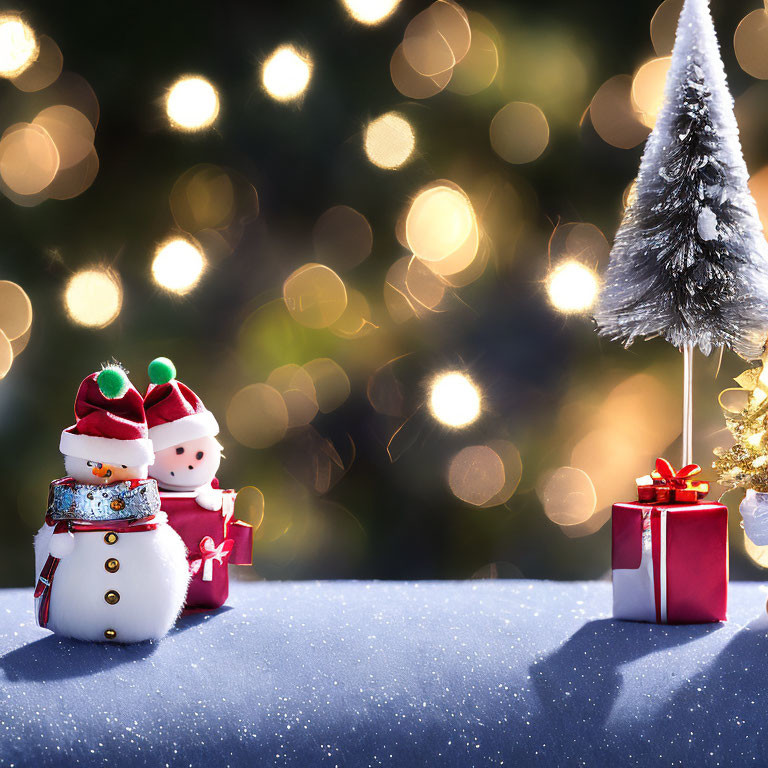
[176,447,184,455]
[196,451,204,460]
[121,465,127,469]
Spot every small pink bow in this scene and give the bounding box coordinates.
[190,536,234,582]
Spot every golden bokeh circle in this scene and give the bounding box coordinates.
[166,76,219,131]
[64,268,122,328]
[313,206,372,271]
[479,440,523,508]
[406,184,475,264]
[402,0,470,77]
[0,123,59,195]
[266,364,319,428]
[330,288,375,339]
[11,34,61,92]
[262,45,313,101]
[226,383,290,449]
[342,0,400,24]
[546,261,600,314]
[650,0,683,57]
[33,105,95,169]
[234,486,265,535]
[589,75,649,149]
[0,281,32,340]
[448,28,499,96]
[0,329,12,379]
[302,358,351,413]
[0,15,38,78]
[152,237,205,295]
[390,43,452,99]
[735,10,768,80]
[538,466,597,526]
[283,263,348,328]
[448,445,505,506]
[490,102,549,164]
[364,112,415,170]
[631,57,671,128]
[429,371,481,428]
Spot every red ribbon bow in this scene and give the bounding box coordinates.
[636,458,709,503]
[190,536,234,581]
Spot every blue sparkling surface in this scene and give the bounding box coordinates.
[1,580,768,767]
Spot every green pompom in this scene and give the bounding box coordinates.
[148,357,176,385]
[98,367,129,399]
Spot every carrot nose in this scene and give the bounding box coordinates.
[91,463,113,478]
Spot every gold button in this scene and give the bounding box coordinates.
[104,590,120,605]
[104,558,119,573]
[104,532,118,545]
[104,628,117,640]
[110,499,125,511]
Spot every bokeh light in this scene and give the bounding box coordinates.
[303,358,351,413]
[448,25,499,96]
[152,237,205,294]
[262,45,312,101]
[266,364,319,428]
[330,288,376,339]
[33,105,94,169]
[589,74,649,149]
[234,485,265,537]
[546,261,599,313]
[490,102,549,164]
[313,206,372,271]
[405,256,446,310]
[0,15,38,78]
[650,0,683,57]
[11,34,61,92]
[631,56,671,128]
[364,112,415,169]
[448,445,505,506]
[0,330,12,379]
[429,371,481,428]
[479,440,523,508]
[406,184,477,270]
[165,76,219,131]
[537,467,597,526]
[170,163,259,244]
[342,0,400,24]
[735,9,768,80]
[390,43,451,99]
[227,383,290,449]
[64,268,122,328]
[0,281,33,341]
[402,0,470,77]
[0,123,59,195]
[283,263,348,328]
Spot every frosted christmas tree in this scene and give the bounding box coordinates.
[598,0,757,625]
[595,0,768,367]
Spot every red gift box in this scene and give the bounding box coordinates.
[160,488,253,610]
[611,459,728,624]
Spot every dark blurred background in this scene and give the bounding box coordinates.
[2,0,768,587]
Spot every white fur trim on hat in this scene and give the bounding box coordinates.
[148,410,219,452]
[59,430,155,466]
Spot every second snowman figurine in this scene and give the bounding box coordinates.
[34,365,189,643]
[144,357,252,610]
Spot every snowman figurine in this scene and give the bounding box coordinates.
[144,357,252,610]
[34,365,190,643]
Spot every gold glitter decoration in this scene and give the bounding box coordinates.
[713,354,768,492]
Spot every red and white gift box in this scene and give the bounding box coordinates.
[160,487,253,610]
[612,459,728,624]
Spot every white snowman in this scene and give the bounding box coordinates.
[144,357,224,506]
[33,365,190,643]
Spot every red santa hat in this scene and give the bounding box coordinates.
[143,357,219,452]
[59,366,154,466]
